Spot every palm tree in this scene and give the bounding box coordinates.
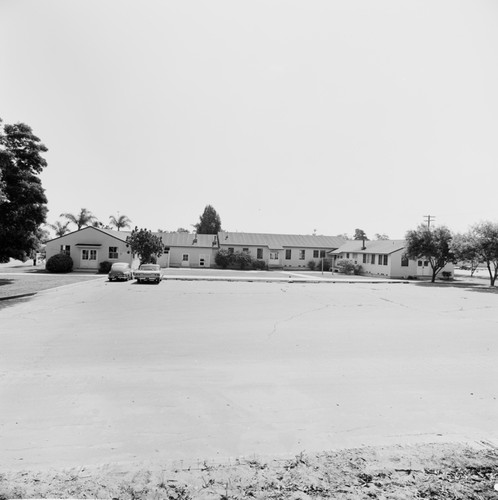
[47,220,71,238]
[60,208,97,230]
[109,213,132,231]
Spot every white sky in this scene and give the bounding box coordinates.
[1,1,498,238]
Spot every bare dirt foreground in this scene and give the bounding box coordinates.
[1,278,498,498]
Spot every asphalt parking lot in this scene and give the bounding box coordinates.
[1,276,497,470]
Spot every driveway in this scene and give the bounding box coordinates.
[1,278,497,470]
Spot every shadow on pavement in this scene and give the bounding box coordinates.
[414,281,498,293]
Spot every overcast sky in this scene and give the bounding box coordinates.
[1,1,497,238]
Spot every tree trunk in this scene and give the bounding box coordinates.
[431,269,437,283]
[485,262,498,286]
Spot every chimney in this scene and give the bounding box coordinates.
[362,237,366,250]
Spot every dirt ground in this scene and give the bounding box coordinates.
[1,274,497,497]
[2,443,498,498]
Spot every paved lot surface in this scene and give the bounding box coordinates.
[1,277,497,472]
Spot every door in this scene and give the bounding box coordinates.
[269,251,280,266]
[81,249,98,269]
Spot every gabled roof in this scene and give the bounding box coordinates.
[330,239,406,255]
[159,232,218,248]
[218,232,345,249]
[46,225,130,244]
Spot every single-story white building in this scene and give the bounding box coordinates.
[218,232,346,269]
[157,232,218,268]
[330,239,454,279]
[45,227,139,271]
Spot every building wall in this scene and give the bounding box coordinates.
[45,228,135,270]
[158,247,217,268]
[217,244,336,269]
[334,250,416,278]
[218,244,272,266]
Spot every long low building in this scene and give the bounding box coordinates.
[44,228,453,278]
[45,227,345,271]
[330,239,454,278]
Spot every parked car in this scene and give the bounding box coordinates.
[108,262,133,281]
[134,263,162,284]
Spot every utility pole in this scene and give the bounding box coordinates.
[424,215,436,229]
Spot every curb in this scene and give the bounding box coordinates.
[162,276,410,284]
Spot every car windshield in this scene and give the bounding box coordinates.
[140,264,160,271]
[111,263,128,270]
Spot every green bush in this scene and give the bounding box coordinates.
[46,253,73,273]
[307,260,316,271]
[335,258,355,275]
[98,261,113,274]
[252,260,266,270]
[353,264,363,275]
[235,251,253,270]
[215,249,234,269]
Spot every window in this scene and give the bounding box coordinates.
[60,245,70,256]
[270,251,279,260]
[362,254,367,264]
[299,249,305,260]
[228,247,234,254]
[242,248,249,253]
[320,250,325,258]
[257,248,263,259]
[346,253,350,259]
[383,255,388,265]
[424,260,429,267]
[370,254,375,264]
[378,254,383,265]
[81,249,97,261]
[418,260,423,267]
[182,254,189,262]
[401,255,409,267]
[313,250,319,258]
[285,249,292,260]
[109,246,118,259]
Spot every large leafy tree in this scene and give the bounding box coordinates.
[60,208,96,230]
[451,232,482,277]
[468,221,498,286]
[126,227,164,264]
[109,213,132,231]
[353,229,368,240]
[194,205,222,234]
[0,120,48,262]
[405,224,455,282]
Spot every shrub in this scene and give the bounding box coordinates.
[441,271,452,279]
[335,258,355,275]
[215,249,234,269]
[46,253,73,273]
[307,260,316,271]
[353,264,363,275]
[252,259,266,270]
[98,261,113,274]
[235,251,253,270]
